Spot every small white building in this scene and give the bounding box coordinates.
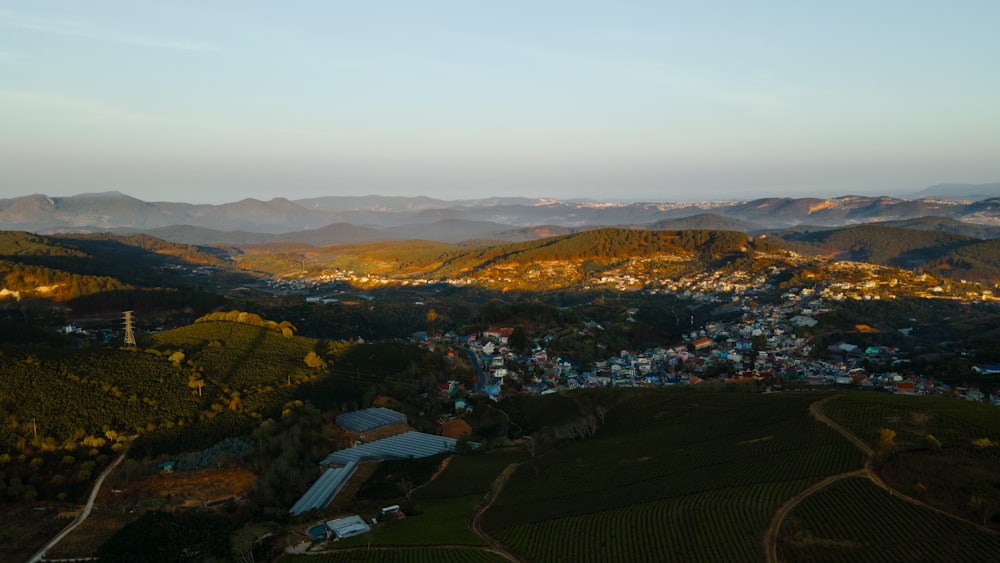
[326,515,371,539]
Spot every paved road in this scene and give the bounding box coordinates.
[463,348,488,392]
[28,452,126,563]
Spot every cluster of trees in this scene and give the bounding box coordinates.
[424,228,749,279]
[67,233,225,267]
[0,231,88,257]
[779,225,992,272]
[195,311,297,337]
[0,259,129,301]
[924,239,1000,283]
[784,225,977,265]
[0,318,330,501]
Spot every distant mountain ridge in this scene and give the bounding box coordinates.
[909,182,1000,201]
[3,188,1000,245]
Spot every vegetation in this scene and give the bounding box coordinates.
[823,393,1000,527]
[5,224,1000,560]
[475,389,863,561]
[779,477,1000,561]
[281,549,508,563]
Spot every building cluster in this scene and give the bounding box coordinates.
[443,288,998,406]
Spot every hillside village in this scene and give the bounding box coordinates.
[393,255,1000,409]
[451,295,999,406]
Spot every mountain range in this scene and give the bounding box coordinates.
[3,185,1000,246]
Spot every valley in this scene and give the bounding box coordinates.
[2,198,1000,561]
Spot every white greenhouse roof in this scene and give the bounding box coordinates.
[335,407,408,434]
[289,460,358,516]
[321,431,469,467]
[326,515,371,539]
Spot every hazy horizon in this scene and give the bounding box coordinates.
[2,1,998,204]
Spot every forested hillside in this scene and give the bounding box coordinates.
[779,225,976,266]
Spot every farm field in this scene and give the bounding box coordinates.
[494,478,816,562]
[281,547,508,563]
[822,393,1000,527]
[481,388,864,561]
[332,494,485,548]
[303,449,527,559]
[41,511,135,560]
[778,476,1000,561]
[0,506,68,563]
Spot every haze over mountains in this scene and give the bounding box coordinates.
[2,182,1000,246]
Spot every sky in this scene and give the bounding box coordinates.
[1,1,999,204]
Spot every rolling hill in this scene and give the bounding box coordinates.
[5,188,1000,237]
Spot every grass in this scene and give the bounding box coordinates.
[331,495,485,548]
[280,547,507,562]
[413,448,527,500]
[0,507,68,563]
[42,511,136,560]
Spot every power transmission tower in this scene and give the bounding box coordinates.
[123,311,136,347]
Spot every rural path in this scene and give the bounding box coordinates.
[469,462,522,563]
[762,468,866,563]
[765,395,997,563]
[28,451,126,563]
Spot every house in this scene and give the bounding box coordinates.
[692,338,712,351]
[483,327,514,345]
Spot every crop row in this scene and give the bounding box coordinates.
[779,476,1000,562]
[494,479,812,562]
[824,393,1000,450]
[482,412,862,529]
[281,547,506,563]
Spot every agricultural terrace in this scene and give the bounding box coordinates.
[481,388,864,562]
[821,393,1000,528]
[779,477,1000,561]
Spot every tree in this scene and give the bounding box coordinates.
[304,351,327,371]
[925,434,942,451]
[426,309,439,335]
[508,327,529,352]
[168,351,185,367]
[230,522,277,563]
[878,428,897,458]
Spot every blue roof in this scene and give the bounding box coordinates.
[289,460,359,516]
[336,407,407,434]
[321,431,470,467]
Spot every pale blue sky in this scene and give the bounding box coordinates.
[1,1,998,203]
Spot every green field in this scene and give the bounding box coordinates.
[332,495,485,548]
[317,449,526,555]
[281,547,507,563]
[481,389,865,561]
[779,477,1000,562]
[823,393,1000,526]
